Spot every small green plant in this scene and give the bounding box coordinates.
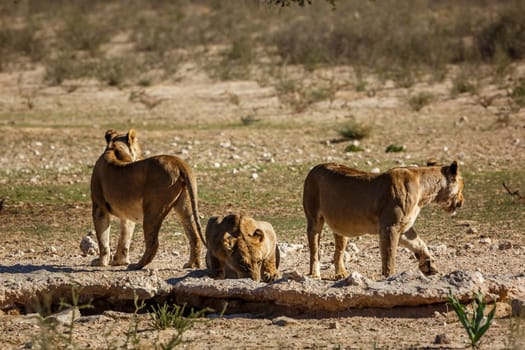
[32,287,93,350]
[385,144,405,153]
[338,121,371,141]
[448,290,497,349]
[241,115,261,126]
[149,302,209,338]
[408,92,434,111]
[451,74,478,96]
[344,144,364,152]
[124,293,147,349]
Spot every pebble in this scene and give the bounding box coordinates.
[251,173,259,180]
[498,241,513,250]
[434,333,451,344]
[328,321,340,330]
[479,237,491,245]
[466,227,478,234]
[272,316,298,326]
[346,242,359,253]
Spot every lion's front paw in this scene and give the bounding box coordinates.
[262,270,280,283]
[419,258,438,275]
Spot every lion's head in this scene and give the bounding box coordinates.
[436,161,464,215]
[104,129,143,162]
[222,218,269,282]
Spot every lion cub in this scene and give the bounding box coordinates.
[90,129,205,269]
[205,214,280,282]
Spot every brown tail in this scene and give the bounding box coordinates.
[181,167,207,247]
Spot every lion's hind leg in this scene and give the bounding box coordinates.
[91,203,111,267]
[400,227,438,275]
[112,219,135,266]
[306,216,324,279]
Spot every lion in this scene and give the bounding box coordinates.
[205,214,280,282]
[302,161,464,279]
[90,129,205,270]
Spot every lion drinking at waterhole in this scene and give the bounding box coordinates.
[303,161,464,279]
[205,214,280,282]
[90,129,205,269]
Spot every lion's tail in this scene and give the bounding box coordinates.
[181,167,207,247]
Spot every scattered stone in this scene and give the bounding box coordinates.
[346,243,359,253]
[498,241,513,250]
[272,316,298,326]
[328,321,340,330]
[511,299,525,317]
[46,307,81,325]
[282,271,304,282]
[479,237,492,245]
[251,173,259,180]
[370,167,380,174]
[278,243,304,257]
[80,232,98,256]
[429,244,447,255]
[434,333,451,344]
[466,227,478,234]
[463,243,474,250]
[344,271,367,287]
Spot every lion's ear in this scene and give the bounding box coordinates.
[127,129,137,144]
[105,129,117,144]
[449,160,458,176]
[252,229,265,243]
[223,232,237,252]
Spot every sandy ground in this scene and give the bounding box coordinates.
[0,63,524,349]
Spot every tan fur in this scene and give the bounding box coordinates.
[90,129,205,269]
[303,161,464,279]
[205,214,280,282]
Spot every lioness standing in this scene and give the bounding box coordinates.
[90,129,204,269]
[303,161,464,279]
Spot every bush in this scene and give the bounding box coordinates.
[476,7,525,61]
[408,92,434,112]
[338,121,371,141]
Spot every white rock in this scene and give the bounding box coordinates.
[278,243,303,257]
[466,227,478,234]
[346,242,359,253]
[345,271,367,287]
[371,167,380,174]
[479,238,491,245]
[251,173,259,180]
[80,233,98,256]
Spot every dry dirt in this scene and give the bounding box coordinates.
[0,63,524,349]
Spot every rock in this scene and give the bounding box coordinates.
[282,271,304,282]
[511,299,525,317]
[79,232,98,256]
[251,173,259,180]
[434,333,451,344]
[466,227,478,234]
[344,271,367,287]
[346,243,359,253]
[272,316,298,326]
[278,243,303,257]
[328,321,340,329]
[46,307,81,325]
[370,167,380,174]
[463,243,474,250]
[479,238,492,245]
[498,241,513,250]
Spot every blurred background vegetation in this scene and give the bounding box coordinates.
[1,0,524,88]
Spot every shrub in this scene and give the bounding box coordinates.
[476,7,525,61]
[385,144,405,153]
[408,92,434,111]
[338,121,371,141]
